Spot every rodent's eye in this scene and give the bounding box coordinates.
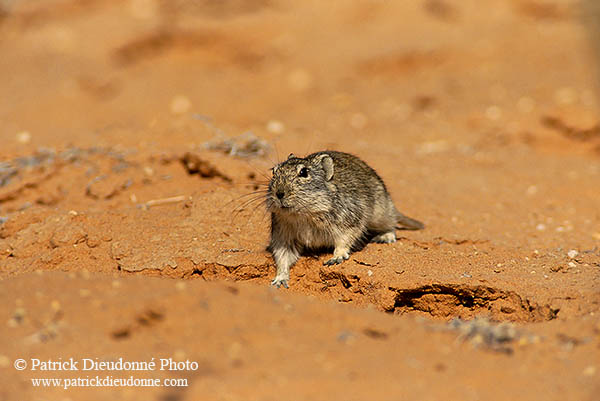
[298,167,308,178]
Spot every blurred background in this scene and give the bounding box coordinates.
[1,0,599,156]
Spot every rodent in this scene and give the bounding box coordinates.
[266,150,424,288]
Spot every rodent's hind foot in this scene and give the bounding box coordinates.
[323,252,350,266]
[271,277,289,289]
[371,232,397,244]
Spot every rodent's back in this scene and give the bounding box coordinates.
[307,150,389,203]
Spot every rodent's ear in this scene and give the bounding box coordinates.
[287,153,296,160]
[317,155,334,181]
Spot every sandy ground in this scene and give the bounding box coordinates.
[1,0,599,400]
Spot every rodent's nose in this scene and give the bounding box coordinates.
[276,190,284,200]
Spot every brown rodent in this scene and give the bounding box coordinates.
[266,150,424,288]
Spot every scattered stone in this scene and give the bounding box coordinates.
[203,132,271,158]
[50,300,61,312]
[541,115,600,142]
[363,328,388,340]
[526,185,538,196]
[567,250,578,259]
[170,95,191,114]
[16,131,31,144]
[266,120,285,134]
[180,153,232,182]
[173,349,187,361]
[336,330,356,344]
[0,162,18,187]
[583,365,597,377]
[448,317,521,353]
[0,355,9,368]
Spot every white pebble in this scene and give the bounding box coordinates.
[568,262,577,268]
[266,120,285,134]
[536,223,546,231]
[567,250,578,259]
[526,185,538,196]
[16,131,31,144]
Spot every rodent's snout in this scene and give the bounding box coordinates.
[276,190,284,200]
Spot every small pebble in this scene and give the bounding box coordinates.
[554,87,577,105]
[367,270,373,277]
[16,131,31,144]
[526,185,538,196]
[173,349,187,361]
[567,250,578,259]
[50,300,61,312]
[485,105,502,121]
[568,262,577,268]
[266,120,285,134]
[536,224,546,231]
[14,307,26,321]
[0,355,9,368]
[583,365,596,377]
[288,68,312,92]
[170,95,191,114]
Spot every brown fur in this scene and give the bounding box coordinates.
[266,150,424,288]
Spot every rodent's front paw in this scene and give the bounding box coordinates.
[323,253,350,266]
[271,277,289,289]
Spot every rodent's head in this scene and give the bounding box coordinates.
[267,153,335,215]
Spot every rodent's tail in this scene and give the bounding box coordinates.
[396,210,425,230]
